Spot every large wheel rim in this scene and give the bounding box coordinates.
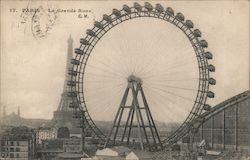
[69,3,215,147]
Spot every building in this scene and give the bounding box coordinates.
[0,126,36,160]
[63,136,82,153]
[0,106,21,126]
[55,152,87,160]
[37,139,64,159]
[193,91,250,151]
[126,151,153,160]
[95,146,131,160]
[36,127,57,144]
[87,148,153,160]
[37,135,83,159]
[0,106,49,129]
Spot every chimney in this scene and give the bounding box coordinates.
[18,106,21,117]
[3,106,6,118]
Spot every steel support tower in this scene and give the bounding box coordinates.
[105,75,163,151]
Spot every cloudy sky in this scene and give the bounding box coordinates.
[0,1,249,123]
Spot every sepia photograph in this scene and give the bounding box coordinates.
[0,1,249,159]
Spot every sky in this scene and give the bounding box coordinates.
[0,1,249,123]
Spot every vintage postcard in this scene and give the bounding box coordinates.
[0,1,249,160]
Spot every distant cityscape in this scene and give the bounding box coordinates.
[0,104,180,160]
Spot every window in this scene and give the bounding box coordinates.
[1,153,5,158]
[16,153,19,158]
[10,141,14,146]
[10,153,14,158]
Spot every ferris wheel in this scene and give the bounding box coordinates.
[68,2,216,148]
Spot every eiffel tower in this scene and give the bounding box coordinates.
[50,35,81,135]
[105,75,163,151]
